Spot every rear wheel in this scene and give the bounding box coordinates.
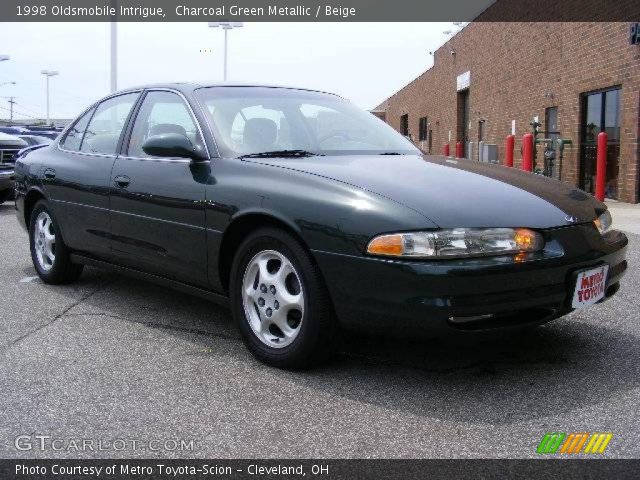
[229,227,338,369]
[29,200,83,284]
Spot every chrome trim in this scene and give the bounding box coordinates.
[116,155,197,164]
[51,198,109,211]
[52,199,206,230]
[56,148,117,159]
[111,208,206,230]
[57,89,144,156]
[0,148,20,164]
[56,87,215,161]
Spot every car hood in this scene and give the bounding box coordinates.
[247,154,604,229]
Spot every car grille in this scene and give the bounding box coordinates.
[0,148,20,166]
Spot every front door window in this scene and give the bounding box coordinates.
[127,91,203,158]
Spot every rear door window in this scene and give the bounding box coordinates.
[80,93,139,155]
[60,107,95,151]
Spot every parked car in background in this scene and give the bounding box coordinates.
[13,83,629,369]
[24,125,64,132]
[0,126,30,135]
[18,135,52,147]
[30,130,61,141]
[0,132,28,204]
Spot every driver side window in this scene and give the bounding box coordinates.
[127,91,203,158]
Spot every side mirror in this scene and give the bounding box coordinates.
[141,133,206,161]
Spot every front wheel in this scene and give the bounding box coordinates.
[229,228,338,369]
[29,200,83,284]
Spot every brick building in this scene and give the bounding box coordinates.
[376,19,640,203]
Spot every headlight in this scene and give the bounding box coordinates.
[366,228,544,258]
[594,210,612,234]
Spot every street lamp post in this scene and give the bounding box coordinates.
[110,21,117,92]
[110,0,118,92]
[41,70,59,126]
[208,22,243,81]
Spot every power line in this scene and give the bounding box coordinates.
[0,104,41,120]
[13,101,44,117]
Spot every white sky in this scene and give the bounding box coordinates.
[0,22,458,120]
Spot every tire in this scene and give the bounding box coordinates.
[229,227,338,369]
[29,199,83,284]
[0,189,10,205]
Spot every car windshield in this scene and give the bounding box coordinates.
[195,86,419,157]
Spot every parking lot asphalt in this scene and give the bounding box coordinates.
[1,202,639,459]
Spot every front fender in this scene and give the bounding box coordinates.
[208,158,436,257]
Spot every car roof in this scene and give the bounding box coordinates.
[118,82,340,97]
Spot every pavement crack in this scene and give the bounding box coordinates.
[65,312,125,320]
[10,279,117,346]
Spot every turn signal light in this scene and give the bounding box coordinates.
[366,234,404,256]
[514,228,538,250]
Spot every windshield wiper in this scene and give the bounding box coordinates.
[238,150,323,159]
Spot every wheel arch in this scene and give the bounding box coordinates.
[23,188,47,228]
[218,211,310,294]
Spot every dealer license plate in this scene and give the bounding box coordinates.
[571,265,609,309]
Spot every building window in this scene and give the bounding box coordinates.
[579,87,621,200]
[418,117,428,141]
[400,114,409,137]
[545,107,559,142]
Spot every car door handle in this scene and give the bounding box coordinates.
[113,175,130,188]
[43,168,56,179]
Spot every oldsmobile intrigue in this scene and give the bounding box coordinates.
[14,83,628,368]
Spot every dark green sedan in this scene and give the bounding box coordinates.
[14,83,628,368]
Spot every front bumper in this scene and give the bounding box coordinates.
[0,168,14,194]
[313,224,628,334]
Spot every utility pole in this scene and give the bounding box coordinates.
[7,97,15,123]
[2,96,16,123]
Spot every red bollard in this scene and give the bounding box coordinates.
[522,133,534,172]
[505,135,515,167]
[595,131,608,201]
[455,141,464,159]
[443,144,450,157]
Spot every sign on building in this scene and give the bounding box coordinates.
[457,71,471,91]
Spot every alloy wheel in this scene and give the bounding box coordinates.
[242,249,305,348]
[34,211,56,271]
